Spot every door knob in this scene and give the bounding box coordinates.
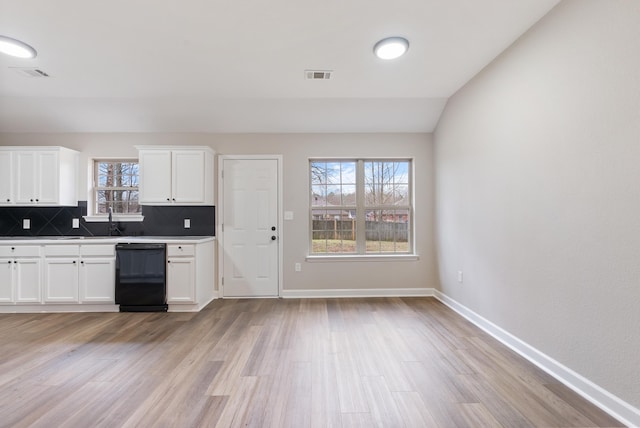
[271,236,277,241]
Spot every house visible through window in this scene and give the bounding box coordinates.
[310,159,412,255]
[94,160,140,214]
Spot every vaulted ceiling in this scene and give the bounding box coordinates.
[0,0,560,133]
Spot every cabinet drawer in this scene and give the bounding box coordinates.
[0,245,41,257]
[44,245,80,257]
[80,244,115,257]
[167,244,195,257]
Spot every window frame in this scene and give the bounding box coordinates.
[84,158,144,223]
[308,157,416,260]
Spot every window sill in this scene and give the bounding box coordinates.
[306,254,419,262]
[83,215,145,223]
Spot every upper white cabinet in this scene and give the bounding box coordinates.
[0,151,13,205]
[137,146,214,205]
[0,147,79,206]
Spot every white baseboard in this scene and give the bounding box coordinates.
[0,304,119,313]
[281,288,435,299]
[434,290,640,428]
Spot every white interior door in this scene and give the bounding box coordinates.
[221,157,280,297]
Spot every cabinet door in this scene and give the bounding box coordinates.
[0,152,13,205]
[44,258,79,302]
[172,150,205,203]
[14,151,37,204]
[36,151,60,204]
[80,257,115,303]
[0,259,13,303]
[15,258,42,303]
[167,257,196,303]
[139,150,172,203]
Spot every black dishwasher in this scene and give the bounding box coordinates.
[115,243,168,312]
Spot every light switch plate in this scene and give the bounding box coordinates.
[23,219,30,229]
[184,218,191,229]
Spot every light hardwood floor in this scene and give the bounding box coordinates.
[0,298,624,427]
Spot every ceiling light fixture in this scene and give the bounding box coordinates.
[373,37,409,60]
[0,35,37,59]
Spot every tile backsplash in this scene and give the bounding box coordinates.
[0,202,215,237]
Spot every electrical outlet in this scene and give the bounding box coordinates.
[284,211,294,220]
[457,271,464,283]
[295,263,302,272]
[23,219,30,229]
[184,219,191,229]
[72,218,80,229]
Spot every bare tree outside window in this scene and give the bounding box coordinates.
[310,159,412,255]
[94,160,140,214]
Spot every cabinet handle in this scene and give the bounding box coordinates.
[81,261,84,264]
[5,199,9,202]
[6,260,10,264]
[30,199,34,202]
[172,198,176,201]
[10,247,15,251]
[167,198,171,201]
[13,261,17,264]
[167,260,171,263]
[35,199,39,202]
[73,261,76,264]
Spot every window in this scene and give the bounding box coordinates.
[94,160,140,214]
[310,159,412,255]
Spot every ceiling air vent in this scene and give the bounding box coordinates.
[305,70,332,80]
[11,67,50,78]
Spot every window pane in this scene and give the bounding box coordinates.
[311,209,357,254]
[364,161,409,207]
[365,209,410,254]
[310,158,412,255]
[95,160,141,214]
[311,185,327,206]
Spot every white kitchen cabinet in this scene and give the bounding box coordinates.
[79,244,115,303]
[137,146,214,205]
[167,244,196,303]
[0,151,13,205]
[15,258,42,303]
[0,245,42,304]
[0,147,79,206]
[166,240,215,312]
[44,257,79,302]
[0,259,14,302]
[43,244,115,304]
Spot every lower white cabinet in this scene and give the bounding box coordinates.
[44,257,79,302]
[79,257,115,302]
[44,244,115,304]
[0,246,42,304]
[167,250,196,303]
[166,241,215,311]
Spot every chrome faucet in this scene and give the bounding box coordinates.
[108,207,121,236]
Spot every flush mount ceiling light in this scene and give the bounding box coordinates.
[373,37,409,60]
[0,35,37,59]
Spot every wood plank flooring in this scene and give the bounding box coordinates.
[0,298,625,427]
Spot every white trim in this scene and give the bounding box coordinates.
[218,154,283,299]
[0,304,119,313]
[433,290,640,428]
[282,287,435,299]
[306,254,419,262]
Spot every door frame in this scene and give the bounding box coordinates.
[217,154,283,298]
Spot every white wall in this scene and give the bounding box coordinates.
[0,132,438,293]
[435,0,640,413]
